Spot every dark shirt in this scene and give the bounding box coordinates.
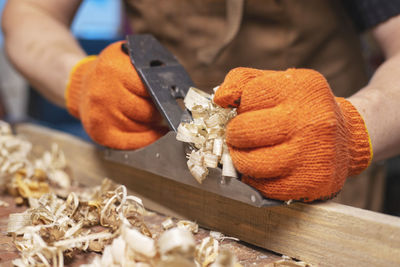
[343,0,400,31]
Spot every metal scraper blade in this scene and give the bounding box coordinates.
[105,34,282,207]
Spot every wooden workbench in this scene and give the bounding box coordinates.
[2,123,400,267]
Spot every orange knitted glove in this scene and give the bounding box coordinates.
[214,68,372,202]
[65,41,167,149]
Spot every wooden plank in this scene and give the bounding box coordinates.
[15,123,400,267]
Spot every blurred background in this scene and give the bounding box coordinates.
[0,0,398,216]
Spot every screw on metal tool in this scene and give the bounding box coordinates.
[124,34,194,132]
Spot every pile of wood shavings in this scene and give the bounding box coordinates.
[85,222,241,267]
[176,87,238,183]
[8,179,149,267]
[0,121,71,203]
[9,180,240,267]
[2,121,241,267]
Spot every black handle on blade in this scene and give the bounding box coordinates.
[124,34,194,132]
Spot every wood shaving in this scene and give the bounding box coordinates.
[210,249,238,267]
[177,219,199,234]
[0,199,9,207]
[176,87,238,183]
[161,217,174,230]
[272,259,312,267]
[285,200,293,205]
[196,236,219,267]
[209,231,239,242]
[159,227,195,259]
[7,211,32,233]
[267,255,313,267]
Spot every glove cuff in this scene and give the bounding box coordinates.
[65,55,97,119]
[336,97,373,176]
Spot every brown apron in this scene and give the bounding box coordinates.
[123,0,386,211]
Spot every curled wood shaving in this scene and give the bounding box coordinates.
[176,87,238,183]
[177,220,199,234]
[209,249,238,267]
[196,236,219,267]
[187,150,209,183]
[159,228,195,258]
[161,217,174,230]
